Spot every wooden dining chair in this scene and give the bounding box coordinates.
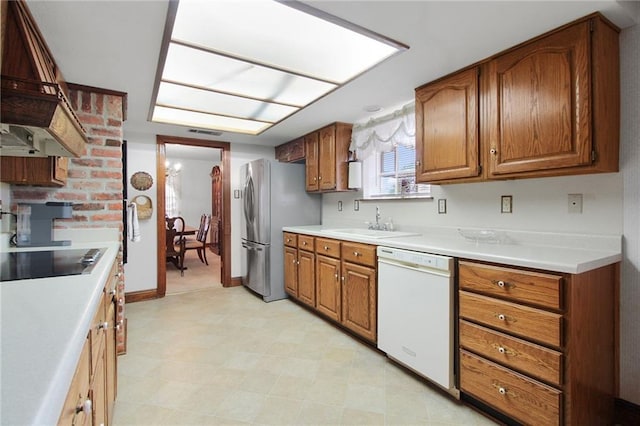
[184,214,211,265]
[165,216,186,276]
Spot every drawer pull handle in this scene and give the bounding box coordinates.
[324,246,329,250]
[492,279,513,289]
[353,251,360,256]
[492,381,517,398]
[495,313,516,323]
[76,398,92,414]
[491,343,516,356]
[334,273,338,280]
[302,241,307,245]
[498,387,506,395]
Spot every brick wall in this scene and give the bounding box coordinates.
[10,87,127,353]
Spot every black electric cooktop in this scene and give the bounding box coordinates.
[0,248,106,282]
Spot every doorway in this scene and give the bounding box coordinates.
[156,135,231,298]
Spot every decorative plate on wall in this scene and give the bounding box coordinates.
[130,171,153,191]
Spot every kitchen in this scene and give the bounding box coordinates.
[0,0,638,425]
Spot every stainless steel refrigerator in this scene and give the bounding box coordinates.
[240,159,321,302]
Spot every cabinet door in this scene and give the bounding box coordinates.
[284,246,298,297]
[297,250,316,307]
[305,132,319,191]
[91,346,107,426]
[58,337,91,426]
[0,156,67,186]
[316,255,341,322]
[106,297,117,425]
[341,262,377,342]
[318,125,337,190]
[415,67,480,182]
[486,21,591,176]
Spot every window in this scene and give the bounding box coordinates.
[352,103,430,199]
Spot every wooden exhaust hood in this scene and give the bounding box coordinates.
[0,0,87,158]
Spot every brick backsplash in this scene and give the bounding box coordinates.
[10,87,128,354]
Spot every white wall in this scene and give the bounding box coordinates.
[124,139,159,293]
[174,157,218,229]
[619,20,640,405]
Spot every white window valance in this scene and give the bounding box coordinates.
[350,102,415,159]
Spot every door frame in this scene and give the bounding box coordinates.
[156,134,232,297]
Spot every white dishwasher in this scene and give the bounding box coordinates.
[377,246,458,397]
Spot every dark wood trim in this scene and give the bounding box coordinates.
[229,276,243,287]
[156,135,232,298]
[67,82,128,121]
[125,289,159,304]
[615,398,640,426]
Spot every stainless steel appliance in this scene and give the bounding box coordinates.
[377,246,459,397]
[240,159,320,302]
[1,248,105,281]
[16,202,73,247]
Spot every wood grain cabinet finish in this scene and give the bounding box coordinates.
[283,235,316,308]
[275,137,305,163]
[58,257,119,426]
[283,233,378,343]
[304,122,352,193]
[1,155,68,186]
[459,260,617,425]
[415,13,619,184]
[415,67,480,182]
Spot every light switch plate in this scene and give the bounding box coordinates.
[338,201,343,211]
[438,199,447,214]
[501,195,513,213]
[568,193,583,213]
[354,200,360,211]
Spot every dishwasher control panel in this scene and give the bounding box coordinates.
[377,246,452,271]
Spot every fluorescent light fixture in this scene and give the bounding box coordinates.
[150,0,407,135]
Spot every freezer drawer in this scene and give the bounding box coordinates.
[241,240,270,297]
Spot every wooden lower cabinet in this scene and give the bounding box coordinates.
[459,260,617,425]
[58,258,118,426]
[283,233,377,343]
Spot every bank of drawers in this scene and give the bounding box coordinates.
[459,260,564,426]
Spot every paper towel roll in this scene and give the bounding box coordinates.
[348,161,362,189]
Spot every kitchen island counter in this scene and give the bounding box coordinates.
[0,241,120,426]
[283,225,621,274]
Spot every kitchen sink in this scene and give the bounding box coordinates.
[322,228,421,239]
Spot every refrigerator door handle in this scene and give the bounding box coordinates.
[242,242,263,251]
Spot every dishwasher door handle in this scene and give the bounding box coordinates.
[378,258,451,278]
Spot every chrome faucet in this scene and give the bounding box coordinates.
[368,206,389,230]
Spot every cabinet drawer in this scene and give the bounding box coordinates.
[315,238,341,258]
[460,320,562,386]
[460,350,561,426]
[459,261,562,310]
[90,293,107,376]
[298,235,315,251]
[342,241,376,267]
[283,232,298,247]
[460,291,562,347]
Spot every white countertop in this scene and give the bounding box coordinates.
[283,225,621,274]
[0,241,120,426]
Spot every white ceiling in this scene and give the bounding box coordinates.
[25,1,637,149]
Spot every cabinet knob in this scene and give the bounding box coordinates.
[324,246,329,250]
[353,251,361,257]
[341,276,345,282]
[116,320,123,331]
[302,241,307,245]
[318,176,322,181]
[76,398,92,414]
[334,273,338,280]
[99,321,109,330]
[110,289,117,296]
[415,160,421,166]
[497,314,506,321]
[498,346,506,354]
[490,148,497,155]
[292,259,297,264]
[498,387,507,395]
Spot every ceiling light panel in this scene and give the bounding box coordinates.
[150,0,407,135]
[163,43,337,106]
[156,81,298,123]
[153,106,270,134]
[172,0,401,84]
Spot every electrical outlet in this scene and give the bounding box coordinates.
[501,195,513,213]
[354,200,359,211]
[338,201,343,212]
[568,193,583,213]
[438,199,447,214]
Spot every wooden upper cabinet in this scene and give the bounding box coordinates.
[275,137,305,163]
[414,13,619,184]
[1,155,68,186]
[304,122,352,193]
[486,21,592,176]
[305,132,319,191]
[415,67,480,182]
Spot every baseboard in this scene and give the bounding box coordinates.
[616,397,640,425]
[125,289,158,303]
[229,276,243,287]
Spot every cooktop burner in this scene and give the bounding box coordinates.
[0,248,106,282]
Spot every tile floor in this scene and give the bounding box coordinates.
[113,285,498,425]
